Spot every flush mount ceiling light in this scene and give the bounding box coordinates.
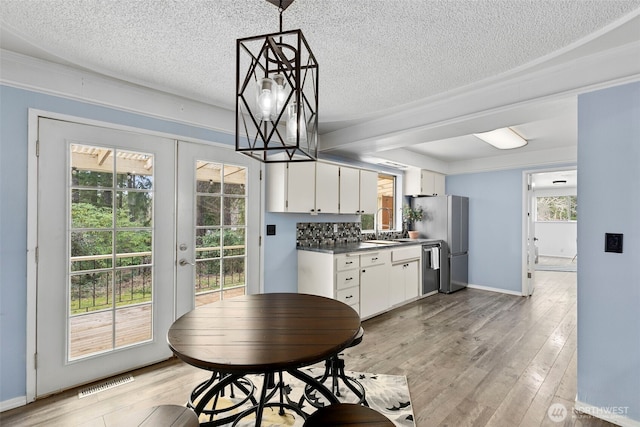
[235,0,318,163]
[473,127,527,150]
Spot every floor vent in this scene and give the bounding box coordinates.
[78,374,134,398]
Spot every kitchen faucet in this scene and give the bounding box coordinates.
[374,207,393,239]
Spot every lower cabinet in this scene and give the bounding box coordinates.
[359,251,390,319]
[298,250,361,315]
[390,260,419,307]
[298,245,419,320]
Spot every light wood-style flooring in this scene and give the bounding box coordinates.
[1,271,614,426]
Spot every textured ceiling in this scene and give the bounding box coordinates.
[2,0,639,129]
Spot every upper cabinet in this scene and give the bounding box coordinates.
[339,167,378,214]
[267,162,339,213]
[404,168,445,196]
[359,169,378,214]
[267,162,378,214]
[315,162,340,213]
[338,166,360,214]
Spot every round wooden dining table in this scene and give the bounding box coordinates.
[167,293,362,426]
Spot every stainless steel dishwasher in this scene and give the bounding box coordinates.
[422,241,445,295]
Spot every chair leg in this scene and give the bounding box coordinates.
[301,354,367,408]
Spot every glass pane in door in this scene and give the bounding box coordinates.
[194,161,247,306]
[69,144,154,360]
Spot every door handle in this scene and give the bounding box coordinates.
[179,259,195,266]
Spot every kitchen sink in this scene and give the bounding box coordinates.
[364,240,403,245]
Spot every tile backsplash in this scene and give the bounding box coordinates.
[296,222,407,246]
[296,222,361,246]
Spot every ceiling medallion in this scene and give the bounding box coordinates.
[235,0,318,162]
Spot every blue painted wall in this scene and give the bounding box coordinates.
[577,82,640,422]
[447,169,526,293]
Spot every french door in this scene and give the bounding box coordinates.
[35,118,260,397]
[175,141,260,317]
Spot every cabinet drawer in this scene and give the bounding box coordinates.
[392,245,421,263]
[360,250,389,267]
[336,253,360,271]
[337,287,360,306]
[337,270,360,290]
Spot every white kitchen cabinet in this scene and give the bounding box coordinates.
[390,261,420,307]
[389,245,422,307]
[339,167,378,214]
[298,251,360,315]
[298,244,420,320]
[286,162,316,212]
[339,166,360,214]
[268,162,376,214]
[359,250,391,318]
[267,162,339,213]
[404,168,445,196]
[359,169,379,214]
[315,162,340,214]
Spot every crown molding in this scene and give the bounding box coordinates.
[0,49,236,135]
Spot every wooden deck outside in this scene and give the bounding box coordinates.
[69,287,245,359]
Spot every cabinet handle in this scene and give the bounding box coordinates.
[310,209,315,212]
[346,277,353,281]
[362,269,366,273]
[345,295,353,299]
[317,209,321,212]
[345,261,353,265]
[371,257,378,261]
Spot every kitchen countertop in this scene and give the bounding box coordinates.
[297,238,441,254]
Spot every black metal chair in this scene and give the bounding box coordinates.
[302,326,367,408]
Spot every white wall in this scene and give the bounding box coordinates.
[577,81,640,424]
[533,187,578,258]
[535,222,577,258]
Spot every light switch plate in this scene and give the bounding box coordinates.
[605,233,623,253]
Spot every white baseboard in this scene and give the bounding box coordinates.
[575,400,640,427]
[1,396,26,412]
[467,283,524,296]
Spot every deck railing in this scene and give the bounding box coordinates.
[70,246,245,314]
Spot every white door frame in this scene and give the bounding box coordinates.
[521,165,577,296]
[25,109,265,402]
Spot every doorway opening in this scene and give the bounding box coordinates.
[522,167,577,295]
[532,170,578,272]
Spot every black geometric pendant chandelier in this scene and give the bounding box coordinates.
[235,0,318,162]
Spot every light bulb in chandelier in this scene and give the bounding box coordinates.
[272,74,288,116]
[256,78,276,121]
[286,101,307,143]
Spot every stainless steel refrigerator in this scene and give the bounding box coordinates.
[411,195,469,293]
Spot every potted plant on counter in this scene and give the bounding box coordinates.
[402,204,423,239]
